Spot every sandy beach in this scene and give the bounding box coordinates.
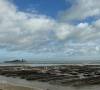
[0,82,100,90]
[0,82,46,90]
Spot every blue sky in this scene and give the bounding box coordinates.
[13,0,70,19]
[0,0,100,62]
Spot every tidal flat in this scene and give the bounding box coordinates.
[0,65,100,90]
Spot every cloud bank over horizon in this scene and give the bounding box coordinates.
[0,0,100,59]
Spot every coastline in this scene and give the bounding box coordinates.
[1,80,100,90]
[0,82,46,90]
[0,64,100,90]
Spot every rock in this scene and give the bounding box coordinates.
[22,59,27,62]
[4,59,27,63]
[4,60,21,63]
[70,72,78,75]
[72,84,77,87]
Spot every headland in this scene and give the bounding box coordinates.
[4,59,27,63]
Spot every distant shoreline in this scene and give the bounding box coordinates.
[2,62,100,64]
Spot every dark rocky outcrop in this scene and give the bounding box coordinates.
[22,59,27,62]
[1,65,100,87]
[4,59,27,63]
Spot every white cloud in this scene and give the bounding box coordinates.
[77,23,89,28]
[1,0,100,57]
[0,0,56,51]
[96,46,99,51]
[58,0,100,21]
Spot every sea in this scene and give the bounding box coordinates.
[0,60,100,67]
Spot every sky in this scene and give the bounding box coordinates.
[0,0,100,61]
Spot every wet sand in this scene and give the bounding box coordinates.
[0,82,45,90]
[0,82,100,90]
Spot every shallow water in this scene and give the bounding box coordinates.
[0,75,100,90]
[0,63,83,66]
[0,75,69,90]
[1,63,100,67]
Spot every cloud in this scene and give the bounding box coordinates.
[0,0,100,57]
[55,19,100,43]
[0,0,56,50]
[58,0,100,22]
